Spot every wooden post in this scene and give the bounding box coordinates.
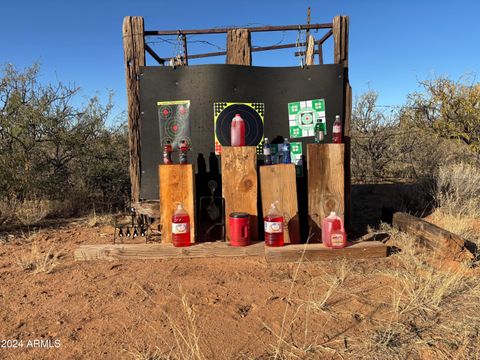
[123,16,145,203]
[221,147,258,241]
[318,43,323,65]
[333,15,351,229]
[333,15,349,66]
[259,164,300,244]
[226,29,252,65]
[307,144,345,242]
[159,164,195,244]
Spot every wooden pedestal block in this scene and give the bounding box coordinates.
[307,144,345,241]
[159,164,195,244]
[259,164,300,244]
[221,147,258,241]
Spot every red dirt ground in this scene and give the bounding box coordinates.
[0,220,401,360]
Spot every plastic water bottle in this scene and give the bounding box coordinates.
[314,120,325,143]
[231,114,245,146]
[263,137,272,165]
[282,138,291,164]
[264,202,284,247]
[172,203,191,247]
[332,115,342,144]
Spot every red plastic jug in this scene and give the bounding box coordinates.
[231,114,245,146]
[321,212,346,248]
[229,212,250,246]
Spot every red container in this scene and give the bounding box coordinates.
[231,114,245,146]
[229,212,250,246]
[172,203,191,247]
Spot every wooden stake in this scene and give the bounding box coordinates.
[123,16,145,203]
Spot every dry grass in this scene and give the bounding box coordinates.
[163,293,205,360]
[15,241,58,274]
[132,210,480,359]
[85,207,113,227]
[261,216,480,360]
[435,162,480,216]
[14,199,52,226]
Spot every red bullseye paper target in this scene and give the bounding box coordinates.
[214,102,264,155]
[157,100,191,151]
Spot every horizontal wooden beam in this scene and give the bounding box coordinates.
[145,23,333,36]
[265,241,388,263]
[75,242,265,261]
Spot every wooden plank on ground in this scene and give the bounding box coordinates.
[307,143,345,241]
[259,164,300,244]
[221,146,258,241]
[74,242,265,261]
[159,164,195,244]
[265,241,387,263]
[392,212,474,261]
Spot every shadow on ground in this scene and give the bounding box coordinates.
[351,182,435,237]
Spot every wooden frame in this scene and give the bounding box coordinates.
[122,15,351,229]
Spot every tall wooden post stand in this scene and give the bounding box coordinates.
[159,164,195,244]
[333,15,351,229]
[307,144,345,242]
[221,147,258,242]
[259,164,300,244]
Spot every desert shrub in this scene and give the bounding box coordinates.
[351,76,480,184]
[0,63,129,221]
[435,162,480,216]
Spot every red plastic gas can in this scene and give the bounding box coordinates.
[229,212,250,246]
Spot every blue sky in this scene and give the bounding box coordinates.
[1,0,479,117]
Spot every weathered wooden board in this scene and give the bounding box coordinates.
[221,147,258,241]
[392,212,474,261]
[259,164,300,244]
[265,241,387,263]
[74,242,264,261]
[159,164,195,244]
[307,144,345,241]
